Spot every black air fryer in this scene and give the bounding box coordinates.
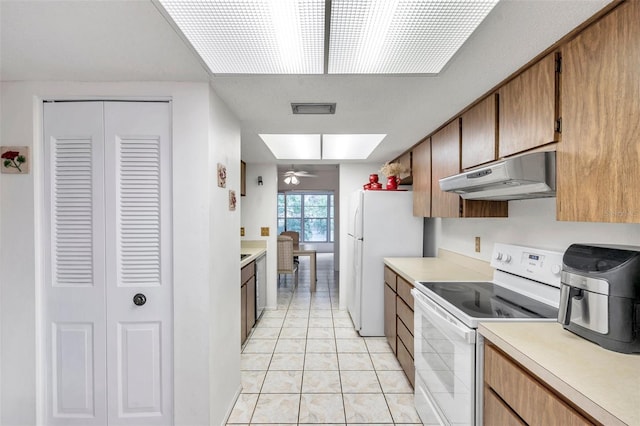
[558,244,640,353]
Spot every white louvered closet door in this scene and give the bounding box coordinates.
[43,101,172,426]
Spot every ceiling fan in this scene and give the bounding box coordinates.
[282,168,317,185]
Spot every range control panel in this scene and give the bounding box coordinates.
[491,243,564,288]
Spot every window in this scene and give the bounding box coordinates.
[278,192,334,243]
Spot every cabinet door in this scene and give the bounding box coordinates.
[397,151,412,181]
[558,0,640,223]
[241,284,247,344]
[484,386,526,426]
[412,138,431,217]
[246,276,256,331]
[499,53,557,157]
[384,283,397,354]
[240,160,246,196]
[484,344,594,426]
[431,120,461,218]
[462,94,497,169]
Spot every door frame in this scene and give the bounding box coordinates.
[35,97,174,425]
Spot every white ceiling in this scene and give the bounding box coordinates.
[1,0,611,166]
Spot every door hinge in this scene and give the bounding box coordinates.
[555,56,562,73]
[555,117,562,133]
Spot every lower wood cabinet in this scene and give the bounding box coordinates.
[241,261,256,345]
[384,265,415,387]
[484,342,596,426]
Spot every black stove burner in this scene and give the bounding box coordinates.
[417,281,558,320]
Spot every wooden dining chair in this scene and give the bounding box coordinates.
[277,235,298,287]
[280,231,300,265]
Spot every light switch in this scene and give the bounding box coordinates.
[240,227,245,236]
[475,236,481,253]
[261,227,270,236]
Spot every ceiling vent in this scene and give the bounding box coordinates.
[291,103,336,115]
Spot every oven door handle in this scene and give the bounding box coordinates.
[412,288,476,344]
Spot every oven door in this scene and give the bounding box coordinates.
[412,288,477,426]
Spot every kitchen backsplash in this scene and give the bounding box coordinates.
[437,198,640,261]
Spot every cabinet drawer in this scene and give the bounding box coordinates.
[397,276,414,310]
[484,386,526,426]
[396,296,414,332]
[384,266,397,292]
[241,261,255,284]
[397,338,415,388]
[384,283,397,355]
[397,316,414,357]
[484,344,594,426]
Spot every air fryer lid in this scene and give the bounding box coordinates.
[563,244,640,299]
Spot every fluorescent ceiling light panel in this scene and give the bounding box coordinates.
[260,134,322,159]
[159,0,324,74]
[329,0,499,74]
[322,134,386,159]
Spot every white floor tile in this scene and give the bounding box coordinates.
[251,394,300,424]
[301,370,342,393]
[304,353,339,371]
[274,338,306,353]
[261,371,303,393]
[240,353,272,371]
[343,393,393,423]
[385,393,422,423]
[338,353,374,371]
[227,393,258,423]
[240,370,266,393]
[336,338,368,353]
[299,394,346,423]
[269,353,305,371]
[340,370,382,393]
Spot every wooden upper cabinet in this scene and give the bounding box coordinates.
[412,139,431,217]
[431,120,461,218]
[461,94,498,169]
[558,0,640,223]
[240,160,247,196]
[397,151,412,181]
[498,53,558,157]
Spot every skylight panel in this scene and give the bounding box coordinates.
[322,134,386,159]
[259,134,322,159]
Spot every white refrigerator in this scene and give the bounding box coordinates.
[346,190,423,336]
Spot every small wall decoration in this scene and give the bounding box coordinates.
[229,190,237,211]
[217,163,227,188]
[1,146,30,174]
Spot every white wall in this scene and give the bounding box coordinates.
[338,163,382,309]
[207,86,242,425]
[0,81,240,426]
[241,163,278,309]
[439,198,640,260]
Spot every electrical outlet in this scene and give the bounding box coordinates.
[261,227,270,237]
[475,236,481,253]
[240,227,245,236]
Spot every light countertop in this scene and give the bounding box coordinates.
[384,249,494,285]
[479,322,640,426]
[241,240,267,268]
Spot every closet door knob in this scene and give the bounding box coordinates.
[133,293,147,306]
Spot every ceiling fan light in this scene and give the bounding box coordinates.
[291,175,300,185]
[284,176,292,184]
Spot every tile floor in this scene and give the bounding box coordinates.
[228,253,421,425]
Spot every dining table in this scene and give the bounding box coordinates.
[292,244,317,292]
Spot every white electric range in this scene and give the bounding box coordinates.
[411,243,564,426]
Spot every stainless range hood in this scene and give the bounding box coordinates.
[439,151,556,200]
